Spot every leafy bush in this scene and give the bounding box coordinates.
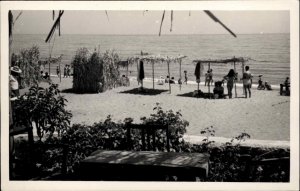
[13,83,72,140]
[12,100,289,181]
[140,102,189,152]
[191,126,289,182]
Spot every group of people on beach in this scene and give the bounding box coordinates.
[61,65,71,78]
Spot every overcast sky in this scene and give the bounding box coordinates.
[12,10,290,35]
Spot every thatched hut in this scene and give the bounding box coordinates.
[127,55,187,93]
[192,57,249,97]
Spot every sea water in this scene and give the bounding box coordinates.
[13,34,290,85]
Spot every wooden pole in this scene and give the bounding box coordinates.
[208,62,211,98]
[59,62,61,83]
[137,59,139,86]
[179,59,182,91]
[152,61,155,89]
[126,63,129,77]
[242,61,245,95]
[234,61,237,98]
[167,61,171,93]
[48,57,51,80]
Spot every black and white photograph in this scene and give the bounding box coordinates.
[1,1,299,191]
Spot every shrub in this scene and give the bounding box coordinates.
[11,101,290,181]
[47,104,190,174]
[13,83,72,140]
[140,102,189,152]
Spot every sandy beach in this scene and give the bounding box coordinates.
[41,76,290,142]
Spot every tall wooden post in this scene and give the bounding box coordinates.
[234,61,237,98]
[179,59,182,91]
[242,61,245,95]
[167,61,171,93]
[59,62,61,83]
[208,62,211,98]
[126,63,129,77]
[152,60,155,89]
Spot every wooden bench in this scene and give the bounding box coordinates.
[80,124,209,181]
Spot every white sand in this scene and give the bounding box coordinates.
[47,77,289,142]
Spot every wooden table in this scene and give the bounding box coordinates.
[80,150,209,181]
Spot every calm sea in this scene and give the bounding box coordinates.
[13,34,290,85]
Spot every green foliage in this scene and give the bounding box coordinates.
[13,83,72,140]
[12,45,41,88]
[140,102,189,152]
[44,104,189,173]
[12,101,289,181]
[199,126,215,152]
[72,48,122,93]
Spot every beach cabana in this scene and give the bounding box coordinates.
[128,55,187,93]
[193,57,249,98]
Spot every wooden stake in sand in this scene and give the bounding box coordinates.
[179,59,182,91]
[59,61,61,83]
[194,62,201,96]
[242,61,245,95]
[126,62,129,77]
[208,62,211,99]
[167,60,171,93]
[152,60,155,89]
[234,60,237,98]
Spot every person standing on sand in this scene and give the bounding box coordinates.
[56,66,60,77]
[209,69,214,86]
[10,66,22,98]
[63,65,67,78]
[242,65,253,98]
[224,69,236,99]
[67,65,71,77]
[184,70,188,85]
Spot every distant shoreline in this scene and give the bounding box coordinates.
[14,33,290,36]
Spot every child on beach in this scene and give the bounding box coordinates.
[165,75,170,83]
[257,74,265,90]
[169,77,175,84]
[184,70,188,85]
[242,66,253,98]
[205,69,213,86]
[205,70,210,86]
[265,81,272,90]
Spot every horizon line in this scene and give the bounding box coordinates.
[14,32,290,36]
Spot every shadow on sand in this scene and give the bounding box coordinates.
[61,88,98,94]
[177,91,214,99]
[120,88,168,96]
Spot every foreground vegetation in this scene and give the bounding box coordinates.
[11,84,290,181]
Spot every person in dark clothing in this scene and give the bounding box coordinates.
[224,69,236,98]
[184,70,188,85]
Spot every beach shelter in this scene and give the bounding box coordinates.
[128,55,187,93]
[193,57,249,98]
